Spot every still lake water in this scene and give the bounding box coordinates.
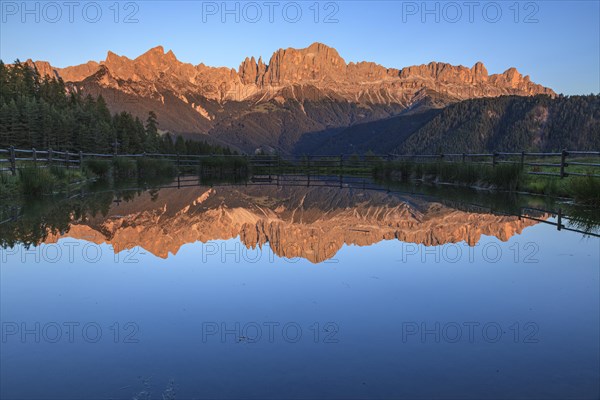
[1,178,599,399]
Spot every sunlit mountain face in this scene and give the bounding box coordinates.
[42,183,540,263]
[22,42,554,154]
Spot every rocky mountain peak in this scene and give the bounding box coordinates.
[471,61,488,77]
[24,59,60,80]
[135,45,173,63]
[58,60,101,82]
[238,56,258,84]
[97,46,185,82]
[103,51,131,70]
[105,50,124,63]
[503,67,522,82]
[146,45,165,54]
[264,42,347,85]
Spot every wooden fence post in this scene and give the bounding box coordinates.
[520,151,525,169]
[560,149,567,178]
[492,152,498,167]
[307,155,311,186]
[79,151,83,169]
[48,148,53,167]
[339,154,343,188]
[9,146,16,176]
[277,155,281,186]
[268,154,272,180]
[32,148,37,168]
[65,150,69,170]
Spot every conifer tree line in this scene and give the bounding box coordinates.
[0,60,236,155]
[394,94,600,154]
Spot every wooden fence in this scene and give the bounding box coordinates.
[1,147,599,179]
[388,150,600,178]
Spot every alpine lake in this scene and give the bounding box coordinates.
[1,175,599,399]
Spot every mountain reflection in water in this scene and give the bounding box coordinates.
[13,181,549,263]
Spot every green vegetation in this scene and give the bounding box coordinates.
[7,166,86,196]
[563,204,600,233]
[198,155,249,179]
[3,156,179,198]
[569,176,600,206]
[247,155,376,177]
[111,157,137,179]
[137,157,177,179]
[375,160,600,205]
[519,174,600,205]
[17,167,56,196]
[0,172,18,198]
[83,159,112,177]
[375,161,522,190]
[522,176,566,196]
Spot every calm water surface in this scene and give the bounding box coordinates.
[1,179,599,399]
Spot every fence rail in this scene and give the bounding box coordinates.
[1,146,599,179]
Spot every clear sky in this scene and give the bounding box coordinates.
[1,0,598,95]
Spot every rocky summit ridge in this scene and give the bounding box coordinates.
[29,42,553,102]
[21,43,555,153]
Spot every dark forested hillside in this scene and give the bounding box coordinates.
[295,108,442,155]
[297,94,600,155]
[0,60,235,155]
[394,95,600,154]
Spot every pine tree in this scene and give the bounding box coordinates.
[174,135,186,154]
[144,111,160,153]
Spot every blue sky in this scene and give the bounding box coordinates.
[1,1,598,94]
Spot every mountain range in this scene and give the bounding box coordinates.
[23,42,568,154]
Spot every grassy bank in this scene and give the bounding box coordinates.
[198,156,249,178]
[86,157,178,180]
[374,161,600,205]
[4,155,599,206]
[247,155,376,177]
[374,161,522,190]
[1,155,250,198]
[1,157,180,198]
[1,166,87,198]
